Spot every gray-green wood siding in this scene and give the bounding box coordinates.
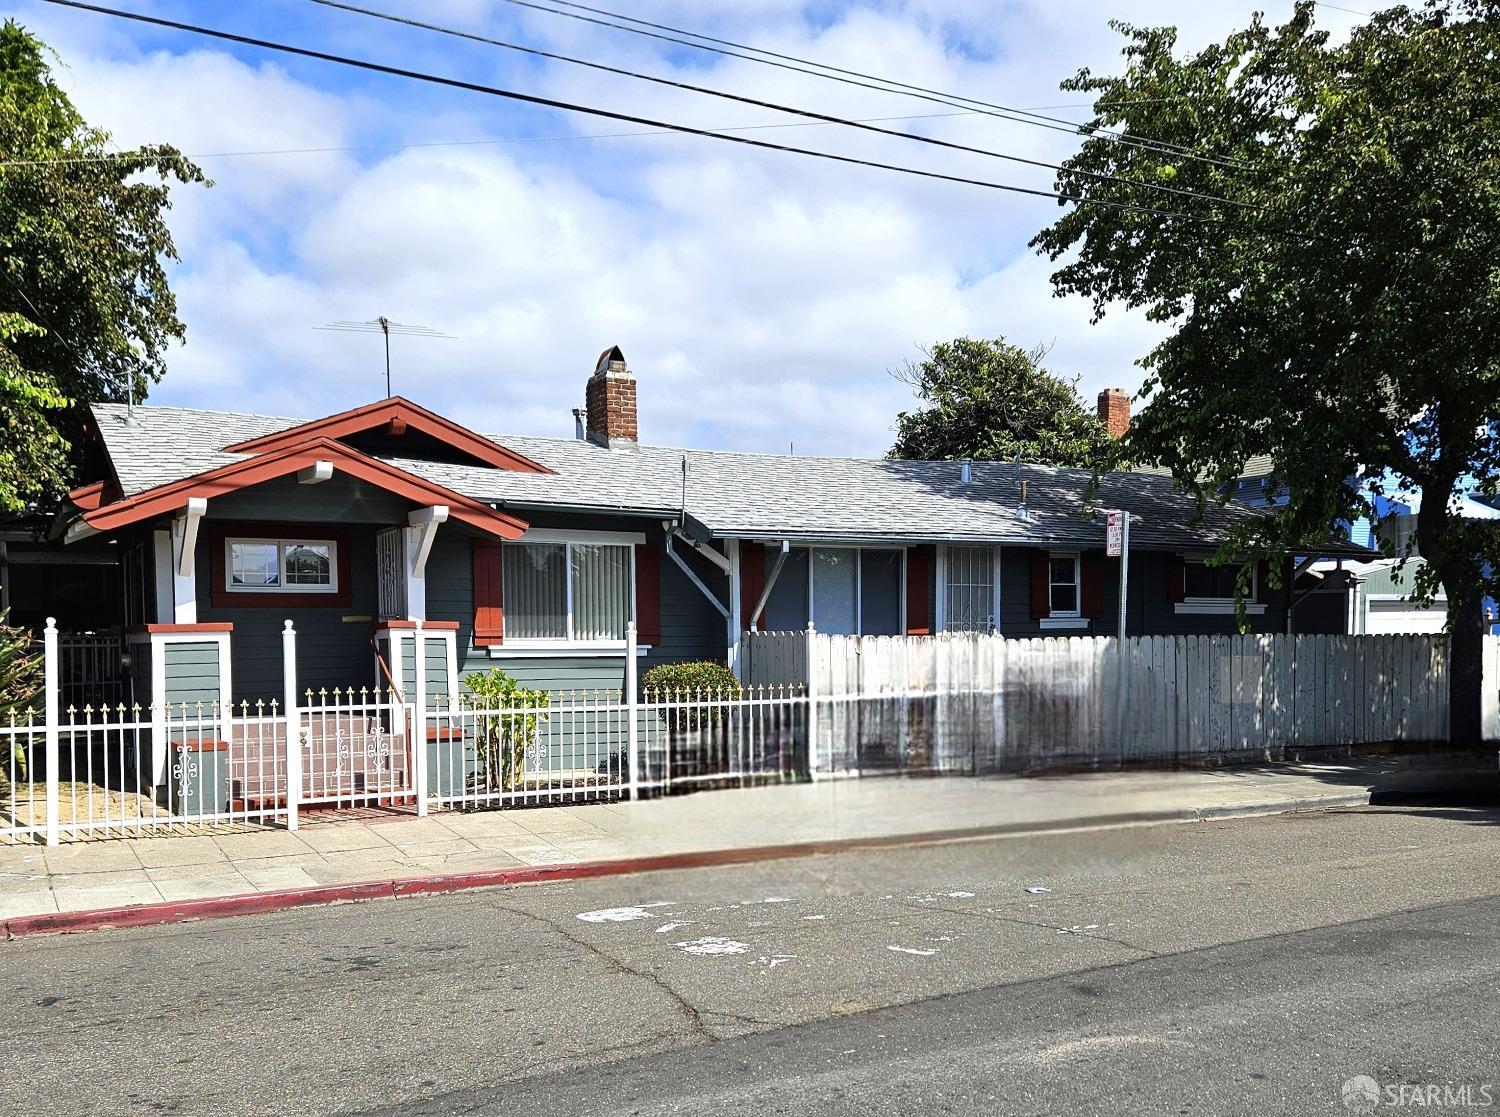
[162,641,222,708]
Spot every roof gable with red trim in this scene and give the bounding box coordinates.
[222,397,553,475]
[79,436,528,540]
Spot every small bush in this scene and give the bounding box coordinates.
[642,661,742,735]
[641,660,742,700]
[462,668,550,792]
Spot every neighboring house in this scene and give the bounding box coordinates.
[45,349,1369,708]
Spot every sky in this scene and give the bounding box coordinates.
[12,0,1370,456]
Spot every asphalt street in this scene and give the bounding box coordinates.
[7,799,1500,1115]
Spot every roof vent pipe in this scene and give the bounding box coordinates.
[571,407,586,441]
[960,460,972,485]
[1016,478,1029,521]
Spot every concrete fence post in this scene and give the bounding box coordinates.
[625,621,639,800]
[282,621,301,833]
[43,617,60,847]
[413,622,429,816]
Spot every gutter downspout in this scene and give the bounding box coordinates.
[749,540,791,632]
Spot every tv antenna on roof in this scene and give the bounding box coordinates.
[315,316,454,397]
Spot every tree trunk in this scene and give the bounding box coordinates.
[1416,484,1487,749]
[1445,578,1486,748]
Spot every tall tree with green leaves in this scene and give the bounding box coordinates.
[0,19,205,512]
[1031,0,1500,743]
[889,337,1117,468]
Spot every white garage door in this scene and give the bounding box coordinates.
[1365,598,1447,634]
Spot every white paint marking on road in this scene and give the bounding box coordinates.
[654,921,693,934]
[887,946,938,956]
[1026,886,1052,894]
[757,897,794,904]
[802,914,827,921]
[674,936,751,956]
[947,891,976,898]
[755,955,797,969]
[576,902,675,923]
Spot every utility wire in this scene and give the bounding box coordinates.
[307,0,1258,211]
[490,0,1256,173]
[38,0,1229,223]
[0,110,987,167]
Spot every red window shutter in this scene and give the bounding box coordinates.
[905,547,931,635]
[472,539,503,646]
[1030,550,1050,619]
[740,543,765,630]
[1168,555,1187,605]
[1080,553,1105,619]
[635,543,662,644]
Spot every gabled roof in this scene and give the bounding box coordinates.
[77,434,528,540]
[87,402,1372,556]
[221,396,552,474]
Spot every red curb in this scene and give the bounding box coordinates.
[6,880,396,939]
[1,794,1372,940]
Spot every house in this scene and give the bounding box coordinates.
[47,347,1370,714]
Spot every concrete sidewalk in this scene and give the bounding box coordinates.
[0,754,1473,926]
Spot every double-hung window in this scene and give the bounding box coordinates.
[1048,554,1080,618]
[503,539,632,643]
[226,538,337,594]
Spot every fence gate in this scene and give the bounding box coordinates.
[298,688,418,809]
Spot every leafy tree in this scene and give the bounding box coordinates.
[889,337,1117,468]
[0,20,206,511]
[1031,0,1500,743]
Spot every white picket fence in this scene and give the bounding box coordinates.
[746,630,1456,772]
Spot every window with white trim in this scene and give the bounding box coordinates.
[943,545,995,632]
[1176,557,1265,615]
[226,538,337,593]
[1183,559,1249,601]
[759,547,905,635]
[1049,554,1080,617]
[503,541,632,643]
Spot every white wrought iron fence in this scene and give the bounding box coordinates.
[298,687,415,809]
[3,699,292,844]
[425,684,808,810]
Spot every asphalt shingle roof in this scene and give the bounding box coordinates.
[89,403,1366,554]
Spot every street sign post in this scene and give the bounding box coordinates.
[1107,511,1130,642]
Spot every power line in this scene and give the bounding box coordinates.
[0,110,989,167]
[307,0,1258,212]
[489,0,1256,173]
[37,0,1227,224]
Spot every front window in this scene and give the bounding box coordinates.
[1185,560,1246,601]
[227,538,337,593]
[944,545,994,632]
[758,547,905,635]
[1049,555,1080,617]
[503,541,631,642]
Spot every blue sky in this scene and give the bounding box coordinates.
[14,0,1369,455]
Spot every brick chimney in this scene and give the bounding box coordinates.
[1098,387,1129,439]
[585,345,637,449]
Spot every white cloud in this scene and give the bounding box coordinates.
[12,0,1368,456]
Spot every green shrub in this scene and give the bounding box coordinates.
[642,661,742,734]
[641,660,742,698]
[462,668,549,792]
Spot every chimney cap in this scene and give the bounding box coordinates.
[594,344,627,375]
